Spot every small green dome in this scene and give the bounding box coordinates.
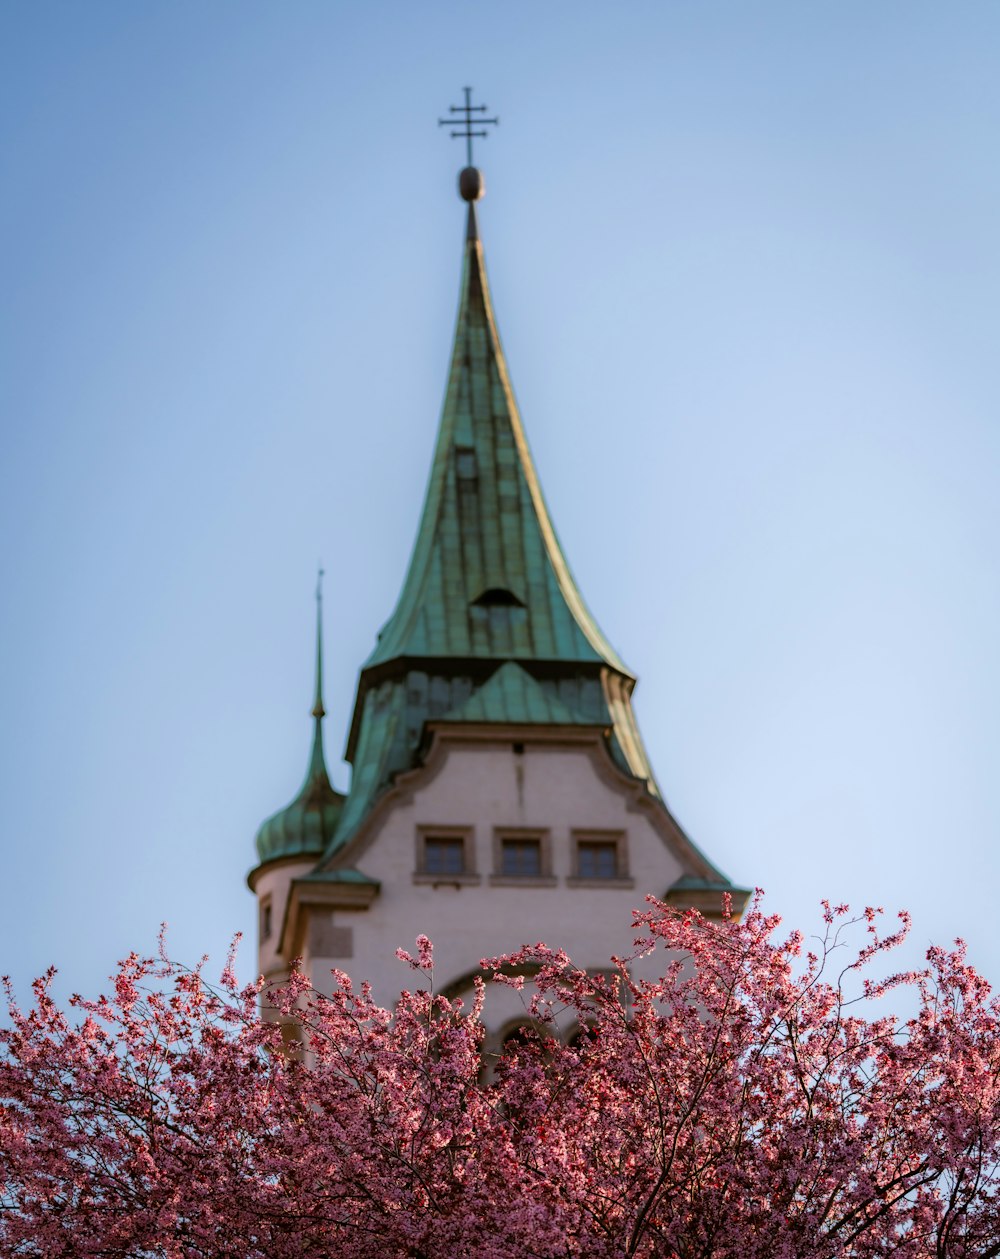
[254,733,345,865]
[254,570,345,866]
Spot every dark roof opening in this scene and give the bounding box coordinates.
[472,587,525,608]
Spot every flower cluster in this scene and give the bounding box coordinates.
[1,897,998,1257]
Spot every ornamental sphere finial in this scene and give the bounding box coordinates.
[459,166,485,202]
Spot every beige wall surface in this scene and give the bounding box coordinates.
[277,737,685,1034]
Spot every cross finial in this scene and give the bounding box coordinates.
[438,86,499,168]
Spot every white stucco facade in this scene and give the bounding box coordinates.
[252,723,731,1043]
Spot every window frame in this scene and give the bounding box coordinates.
[413,826,479,885]
[490,828,556,887]
[567,830,634,888]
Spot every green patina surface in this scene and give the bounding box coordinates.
[254,716,344,864]
[364,204,628,673]
[324,203,665,854]
[435,660,597,727]
[254,580,345,865]
[295,868,379,886]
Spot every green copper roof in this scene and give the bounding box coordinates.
[296,868,379,886]
[436,661,596,727]
[254,578,345,866]
[323,195,665,855]
[364,203,629,673]
[334,677,409,845]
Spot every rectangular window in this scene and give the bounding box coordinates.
[577,840,619,880]
[424,837,466,876]
[260,896,273,941]
[569,831,632,887]
[501,837,542,877]
[414,827,478,884]
[490,829,553,885]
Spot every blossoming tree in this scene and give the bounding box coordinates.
[2,897,999,1257]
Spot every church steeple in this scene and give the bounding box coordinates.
[251,104,749,986]
[363,164,628,676]
[327,147,674,853]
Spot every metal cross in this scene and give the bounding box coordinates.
[438,87,499,167]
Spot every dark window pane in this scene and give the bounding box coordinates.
[425,838,465,875]
[501,838,541,877]
[578,841,618,879]
[455,448,478,480]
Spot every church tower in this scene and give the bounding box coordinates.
[249,114,748,1040]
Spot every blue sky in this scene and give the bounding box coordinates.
[2,2,998,1001]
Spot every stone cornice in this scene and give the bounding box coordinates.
[278,876,380,961]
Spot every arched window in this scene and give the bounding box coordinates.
[496,1019,554,1069]
[567,1023,599,1051]
[502,1024,535,1052]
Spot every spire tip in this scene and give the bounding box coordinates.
[312,567,325,720]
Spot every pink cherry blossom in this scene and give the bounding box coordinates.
[1,895,998,1257]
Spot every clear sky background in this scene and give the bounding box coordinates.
[1,2,998,1002]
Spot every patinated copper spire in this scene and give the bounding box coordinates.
[251,571,344,867]
[327,97,682,851]
[311,567,325,721]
